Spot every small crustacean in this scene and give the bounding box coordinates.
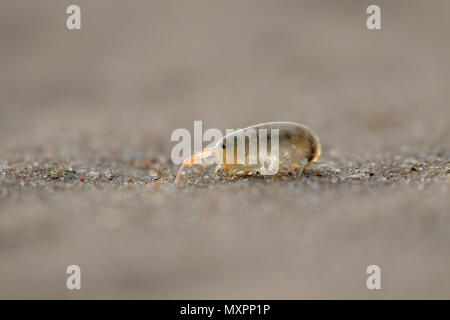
[175,121,322,184]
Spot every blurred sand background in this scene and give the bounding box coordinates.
[0,0,449,298]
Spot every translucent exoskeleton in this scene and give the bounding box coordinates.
[175,122,322,184]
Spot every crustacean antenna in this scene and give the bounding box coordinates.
[175,148,216,184]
